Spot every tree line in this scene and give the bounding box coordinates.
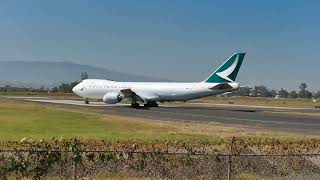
[235,83,320,99]
[1,82,319,99]
[0,71,320,99]
[0,72,89,94]
[0,82,79,94]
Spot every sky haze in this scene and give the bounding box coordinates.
[0,0,319,90]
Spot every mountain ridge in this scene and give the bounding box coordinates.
[0,61,168,88]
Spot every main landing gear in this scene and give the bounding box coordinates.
[131,98,140,108]
[131,102,140,108]
[85,98,89,104]
[130,100,159,108]
[144,101,159,107]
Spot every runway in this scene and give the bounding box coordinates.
[23,98,320,135]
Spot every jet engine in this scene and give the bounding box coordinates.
[103,92,123,104]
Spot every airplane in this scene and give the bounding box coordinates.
[72,52,246,108]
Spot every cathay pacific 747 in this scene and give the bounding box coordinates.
[72,53,246,107]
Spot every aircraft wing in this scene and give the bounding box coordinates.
[120,89,144,102]
[120,88,159,102]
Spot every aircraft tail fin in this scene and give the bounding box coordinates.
[203,53,246,83]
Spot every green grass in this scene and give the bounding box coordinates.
[0,100,102,140]
[0,98,317,144]
[0,99,224,142]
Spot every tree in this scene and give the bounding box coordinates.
[56,81,79,93]
[289,90,298,98]
[251,87,258,97]
[298,83,307,98]
[51,87,58,93]
[299,83,307,90]
[81,72,89,80]
[269,90,277,98]
[255,86,268,97]
[237,87,251,96]
[39,86,45,92]
[314,91,320,99]
[278,88,289,98]
[305,90,313,99]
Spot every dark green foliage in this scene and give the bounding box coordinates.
[314,91,320,99]
[297,83,313,98]
[279,88,289,98]
[237,87,251,96]
[0,81,78,93]
[0,85,48,93]
[54,81,79,93]
[289,90,298,98]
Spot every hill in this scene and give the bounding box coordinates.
[0,61,167,88]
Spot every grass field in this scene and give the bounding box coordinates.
[0,98,311,143]
[0,96,319,179]
[0,98,243,142]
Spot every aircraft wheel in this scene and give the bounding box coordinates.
[144,101,158,107]
[85,99,89,104]
[131,103,140,108]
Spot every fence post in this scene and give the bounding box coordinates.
[61,153,63,178]
[73,161,77,180]
[227,137,235,180]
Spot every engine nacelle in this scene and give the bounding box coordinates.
[103,92,123,104]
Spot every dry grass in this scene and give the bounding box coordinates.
[266,110,320,117]
[198,96,320,108]
[235,173,258,180]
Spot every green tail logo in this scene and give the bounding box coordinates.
[204,53,246,83]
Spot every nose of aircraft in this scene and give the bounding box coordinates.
[72,83,82,94]
[72,85,78,94]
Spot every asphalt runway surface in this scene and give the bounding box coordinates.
[22,98,320,135]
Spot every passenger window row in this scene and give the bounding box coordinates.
[88,85,129,89]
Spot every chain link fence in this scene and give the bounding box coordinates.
[1,137,320,179]
[1,150,320,179]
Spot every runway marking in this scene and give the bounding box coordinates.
[146,109,320,126]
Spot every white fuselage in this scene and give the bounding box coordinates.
[73,79,239,102]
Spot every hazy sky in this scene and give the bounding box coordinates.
[0,0,319,90]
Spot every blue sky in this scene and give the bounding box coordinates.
[0,0,319,90]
